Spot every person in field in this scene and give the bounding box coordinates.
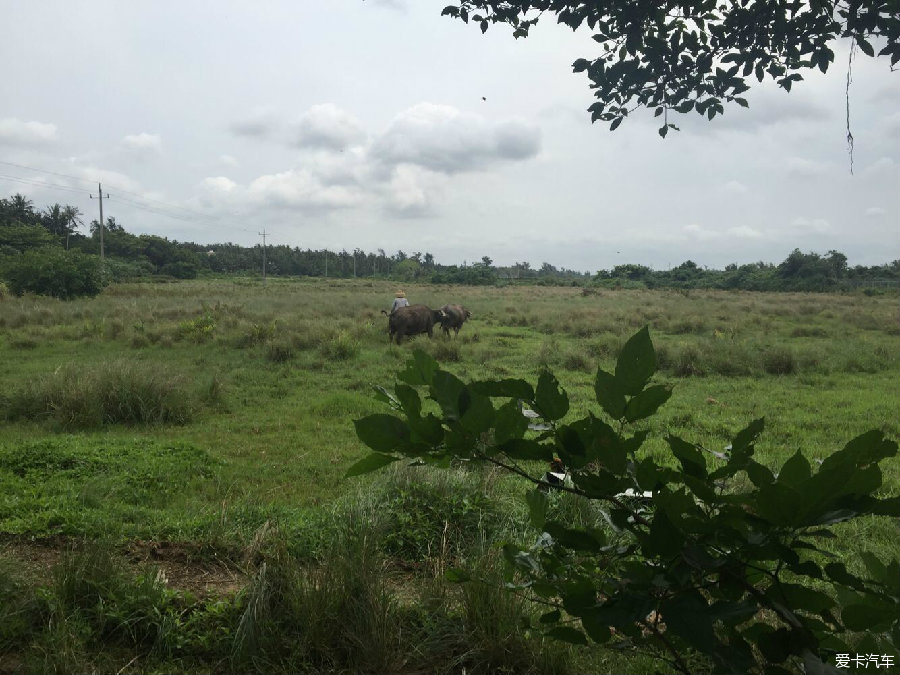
[390,290,409,314]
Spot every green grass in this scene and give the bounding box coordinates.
[0,278,897,673]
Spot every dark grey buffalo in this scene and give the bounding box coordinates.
[439,304,472,338]
[384,304,446,344]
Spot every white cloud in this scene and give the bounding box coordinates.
[121,132,162,153]
[202,176,237,192]
[386,164,436,216]
[220,154,239,167]
[0,118,58,145]
[293,103,366,151]
[728,225,763,239]
[248,168,364,211]
[683,223,721,240]
[789,216,831,233]
[862,157,896,175]
[865,206,886,217]
[722,180,749,194]
[786,156,829,178]
[372,103,541,174]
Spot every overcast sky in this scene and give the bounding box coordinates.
[2,1,898,271]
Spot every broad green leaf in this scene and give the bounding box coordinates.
[344,452,399,478]
[498,438,553,462]
[573,470,628,497]
[731,417,765,454]
[777,449,810,488]
[842,600,899,630]
[745,459,775,487]
[756,626,792,664]
[667,435,707,478]
[623,384,672,422]
[580,612,612,643]
[819,429,897,474]
[635,458,678,491]
[459,390,495,433]
[470,378,534,401]
[594,368,626,419]
[430,370,466,420]
[545,522,604,552]
[661,591,719,654]
[409,413,444,446]
[754,482,802,525]
[539,609,561,624]
[354,414,410,452]
[526,489,548,529]
[772,583,835,613]
[494,400,529,444]
[644,511,683,558]
[615,326,656,395]
[546,626,588,645]
[557,424,587,467]
[535,370,569,421]
[586,417,626,473]
[393,383,421,417]
[398,349,438,386]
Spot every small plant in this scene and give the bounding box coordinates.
[351,327,900,674]
[265,339,295,363]
[177,314,217,343]
[320,331,360,361]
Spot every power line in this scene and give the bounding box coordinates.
[0,159,254,230]
[0,173,86,196]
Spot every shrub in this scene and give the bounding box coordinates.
[3,248,106,299]
[762,346,797,374]
[352,327,900,675]
[266,340,295,363]
[320,331,360,361]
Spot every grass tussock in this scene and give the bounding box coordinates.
[4,360,199,428]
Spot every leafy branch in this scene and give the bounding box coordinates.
[351,326,900,673]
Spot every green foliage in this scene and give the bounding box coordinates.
[441,1,899,135]
[354,326,900,673]
[2,247,106,299]
[177,313,217,343]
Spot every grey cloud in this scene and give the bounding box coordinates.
[293,104,366,151]
[371,103,541,174]
[0,118,58,146]
[228,109,281,139]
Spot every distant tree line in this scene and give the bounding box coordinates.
[1,193,897,298]
[593,253,900,293]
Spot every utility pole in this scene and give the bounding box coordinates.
[89,183,109,261]
[353,251,356,278]
[259,229,267,286]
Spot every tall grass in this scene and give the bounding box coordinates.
[4,360,205,428]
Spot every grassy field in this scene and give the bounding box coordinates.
[0,278,898,673]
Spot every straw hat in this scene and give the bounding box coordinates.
[395,290,406,298]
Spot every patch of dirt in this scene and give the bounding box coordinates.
[0,535,246,598]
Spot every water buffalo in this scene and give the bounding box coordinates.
[439,304,471,338]
[385,304,446,344]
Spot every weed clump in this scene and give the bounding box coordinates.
[4,360,197,428]
[320,332,360,361]
[762,346,797,375]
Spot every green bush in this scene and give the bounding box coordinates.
[2,247,106,299]
[352,327,900,675]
